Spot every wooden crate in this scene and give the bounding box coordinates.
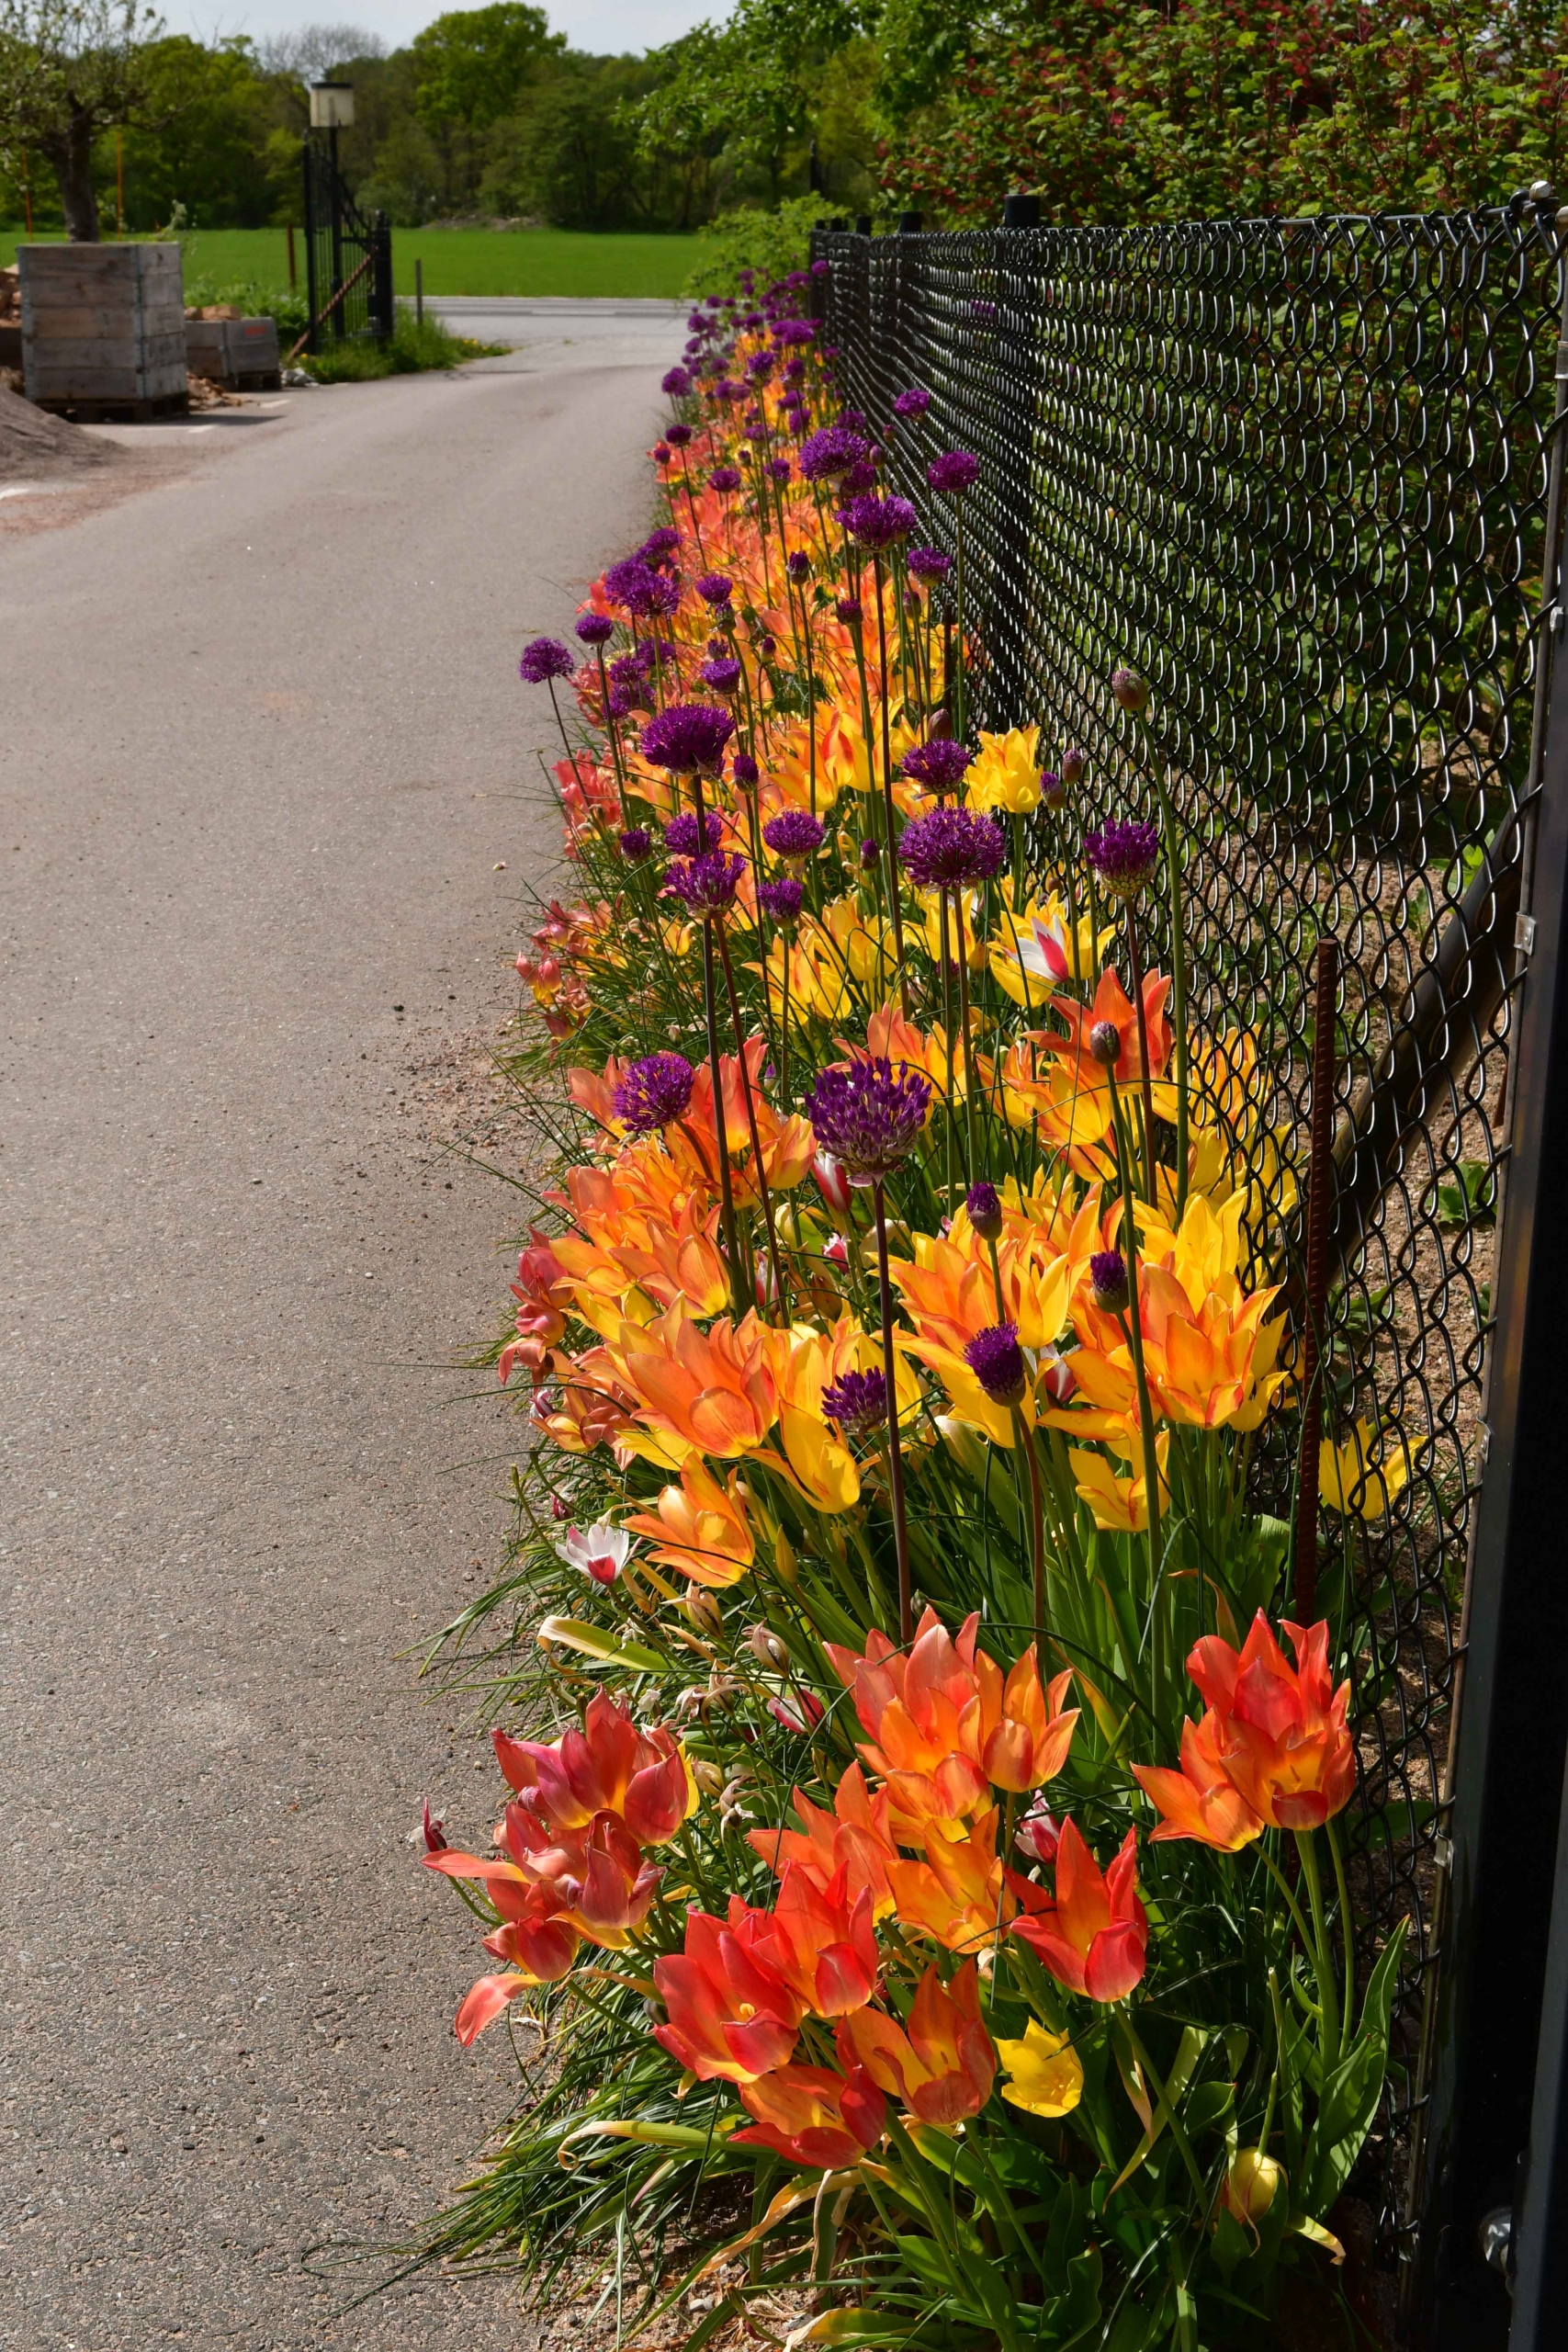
[186,314,282,390]
[18,243,188,416]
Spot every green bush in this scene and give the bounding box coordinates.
[184,272,310,342]
[302,302,500,380]
[680,194,821,298]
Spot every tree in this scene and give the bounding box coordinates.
[410,3,562,209]
[0,0,164,238]
[254,23,385,85]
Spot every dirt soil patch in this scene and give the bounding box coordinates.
[0,379,117,481]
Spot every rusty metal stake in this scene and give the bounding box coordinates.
[1294,938,1338,1620]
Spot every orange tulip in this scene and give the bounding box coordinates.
[1009,1818,1148,2002]
[835,1961,997,2126]
[747,1763,899,1919]
[624,1457,754,1588]
[759,1861,881,2016]
[735,2063,887,2168]
[491,1690,695,1847]
[825,1608,1078,1838]
[677,1033,816,1202]
[604,1299,777,1461]
[1135,1613,1355,1837]
[420,1857,581,2042]
[1046,967,1171,1094]
[887,1809,1017,1954]
[652,1905,803,2082]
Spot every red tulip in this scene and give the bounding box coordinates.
[653,1906,803,2082]
[1009,1818,1148,2002]
[491,1692,694,1848]
[760,1862,880,2017]
[835,1961,997,2126]
[734,2064,886,2167]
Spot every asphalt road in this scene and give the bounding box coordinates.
[428,297,690,370]
[2,351,671,2347]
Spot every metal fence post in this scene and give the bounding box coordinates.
[1412,474,1568,2351]
[1511,1726,1568,2341]
[301,137,318,356]
[371,212,394,343]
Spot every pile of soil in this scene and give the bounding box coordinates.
[0,383,117,482]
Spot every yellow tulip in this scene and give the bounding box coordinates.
[964,724,1041,814]
[1320,1421,1410,1519]
[995,2020,1084,2118]
[1068,1435,1170,1532]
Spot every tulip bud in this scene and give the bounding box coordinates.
[1089,1019,1121,1067]
[1111,667,1151,715]
[812,1149,854,1216]
[1015,1801,1059,1865]
[773,1526,798,1585]
[422,1799,448,1853]
[686,1589,723,1637]
[550,1493,570,1521]
[688,1758,724,1795]
[1222,2148,1283,2229]
[748,1623,789,1670]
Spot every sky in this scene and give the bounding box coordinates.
[160,0,719,55]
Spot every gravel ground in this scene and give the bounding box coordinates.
[1,357,668,2349]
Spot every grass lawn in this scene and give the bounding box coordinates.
[1,225,700,299]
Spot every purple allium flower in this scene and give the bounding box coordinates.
[664,809,724,856]
[618,827,652,863]
[606,687,638,719]
[773,317,817,345]
[700,657,743,695]
[965,1180,1003,1239]
[575,611,615,647]
[746,351,773,380]
[640,703,735,775]
[743,419,767,443]
[731,752,759,790]
[820,1366,888,1433]
[836,596,863,626]
[615,1051,695,1133]
[769,456,793,484]
[810,258,830,279]
[897,806,1007,890]
[603,556,657,611]
[840,458,878,497]
[758,633,776,657]
[804,1057,931,1183]
[709,466,742,493]
[1089,1250,1130,1312]
[653,441,672,465]
[839,492,918,550]
[906,546,953,583]
[644,574,682,618]
[1111,668,1152,714]
[799,424,872,482]
[695,572,733,607]
[1061,744,1089,784]
[784,357,807,382]
[762,809,827,863]
[638,526,682,569]
[822,344,840,360]
[1085,816,1161,899]
[666,423,693,448]
[757,876,804,925]
[665,850,746,920]
[892,384,932,417]
[1089,1020,1122,1066]
[785,550,812,584]
[609,651,649,692]
[859,838,881,869]
[519,636,575,684]
[964,1321,1027,1405]
[928,448,980,496]
[840,408,868,431]
[1039,769,1066,810]
[900,740,973,794]
[661,366,693,399]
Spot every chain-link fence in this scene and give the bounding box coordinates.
[812,199,1568,2320]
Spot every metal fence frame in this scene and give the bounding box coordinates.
[809,194,1568,2349]
[301,126,393,354]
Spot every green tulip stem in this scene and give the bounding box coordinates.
[873,1179,914,1644]
[1325,1815,1356,2058]
[1295,1830,1342,2060]
[1106,1068,1166,1720]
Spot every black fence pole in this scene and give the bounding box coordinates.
[1512,1725,1568,2341]
[301,135,318,357]
[1413,476,1568,2351]
[371,212,394,343]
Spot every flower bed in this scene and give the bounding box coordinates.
[417,260,1407,2349]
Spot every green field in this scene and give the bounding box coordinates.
[1,225,700,299]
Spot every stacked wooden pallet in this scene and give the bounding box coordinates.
[17,243,187,421]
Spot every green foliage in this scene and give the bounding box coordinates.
[682,191,822,296]
[302,300,499,379]
[182,265,308,337]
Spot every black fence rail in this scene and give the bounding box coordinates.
[301,130,393,353]
[811,199,1568,2348]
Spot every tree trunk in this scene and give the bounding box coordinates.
[41,106,101,242]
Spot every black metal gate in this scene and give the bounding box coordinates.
[808,195,1568,2349]
[301,129,393,353]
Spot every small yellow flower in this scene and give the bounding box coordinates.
[965,724,1041,814]
[1320,1421,1410,1519]
[994,2019,1084,2118]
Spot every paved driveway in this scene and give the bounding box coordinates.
[1,356,667,2347]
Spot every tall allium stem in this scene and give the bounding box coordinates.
[594,650,626,799]
[545,678,576,773]
[872,1178,914,1644]
[716,924,789,1319]
[939,891,957,1214]
[955,910,976,1181]
[1107,1068,1166,1724]
[677,451,707,567]
[1157,774,1190,1221]
[1010,1408,1047,1650]
[953,506,966,740]
[849,607,908,1011]
[1122,897,1159,1208]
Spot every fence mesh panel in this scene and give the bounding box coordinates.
[812,202,1567,2290]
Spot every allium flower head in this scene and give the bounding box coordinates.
[519,637,574,684]
[810,258,830,279]
[575,611,615,647]
[799,425,872,482]
[769,457,793,484]
[666,850,746,919]
[644,574,682,618]
[839,493,918,550]
[1061,744,1089,784]
[618,827,652,863]
[653,441,671,465]
[964,1322,1027,1405]
[1086,816,1160,899]
[906,546,953,583]
[1089,1020,1122,1067]
[965,1180,1002,1239]
[804,1057,931,1183]
[614,1051,695,1133]
[640,703,735,775]
[638,526,682,569]
[700,657,743,695]
[928,449,980,496]
[758,876,804,925]
[840,408,868,431]
[603,556,658,611]
[666,422,693,448]
[661,366,693,399]
[785,551,812,584]
[820,1367,888,1434]
[840,458,878,497]
[695,572,733,607]
[709,465,742,493]
[762,810,826,863]
[898,806,1007,890]
[859,838,880,870]
[1111,668,1151,714]
[1089,1250,1129,1312]
[1039,768,1066,810]
[893,383,932,416]
[731,752,759,790]
[836,596,863,626]
[900,740,973,794]
[664,809,725,856]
